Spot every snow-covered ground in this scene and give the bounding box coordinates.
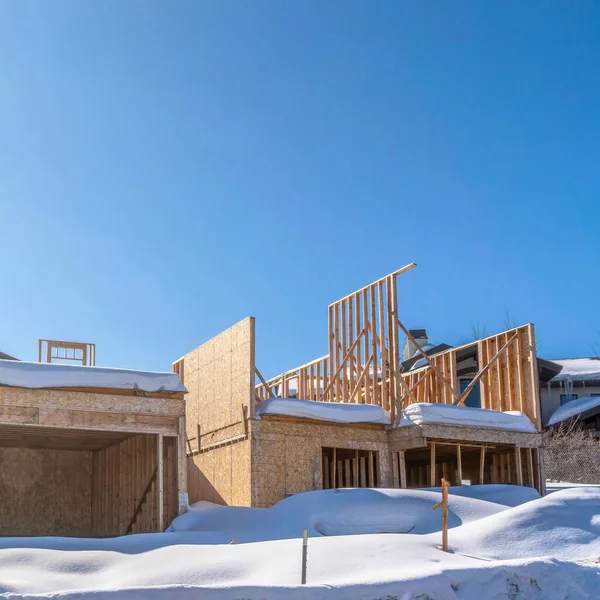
[0,486,598,599]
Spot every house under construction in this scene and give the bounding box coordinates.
[175,263,545,508]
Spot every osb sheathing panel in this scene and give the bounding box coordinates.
[251,419,391,507]
[180,317,254,443]
[0,447,91,536]
[187,438,251,506]
[0,386,184,418]
[179,318,254,507]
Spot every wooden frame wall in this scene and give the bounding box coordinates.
[38,339,96,366]
[400,325,541,428]
[395,441,541,493]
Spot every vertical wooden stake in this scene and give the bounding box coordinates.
[432,478,450,552]
[157,434,164,532]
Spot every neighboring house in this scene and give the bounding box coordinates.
[539,358,600,426]
[175,266,546,508]
[0,350,18,360]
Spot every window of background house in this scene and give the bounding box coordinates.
[459,378,481,408]
[591,393,600,397]
[560,394,578,405]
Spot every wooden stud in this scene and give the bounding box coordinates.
[399,450,407,489]
[370,285,378,406]
[319,328,367,402]
[480,446,486,484]
[430,442,436,487]
[391,453,399,488]
[360,457,367,487]
[354,450,359,486]
[456,444,463,484]
[157,434,164,531]
[332,447,337,489]
[368,451,375,487]
[323,455,330,489]
[515,447,523,486]
[337,461,344,488]
[455,333,518,406]
[344,459,351,488]
[527,447,534,488]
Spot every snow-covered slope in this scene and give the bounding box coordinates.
[449,486,600,560]
[0,359,186,393]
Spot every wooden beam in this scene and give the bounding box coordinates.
[456,444,463,483]
[157,434,164,531]
[392,453,399,488]
[515,447,523,486]
[255,367,275,398]
[454,332,518,406]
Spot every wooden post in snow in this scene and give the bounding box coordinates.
[432,478,450,552]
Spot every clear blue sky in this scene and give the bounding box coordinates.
[1,1,599,376]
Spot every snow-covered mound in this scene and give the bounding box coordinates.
[0,359,186,393]
[430,483,541,507]
[399,402,537,432]
[0,486,598,599]
[255,397,390,424]
[168,487,506,540]
[449,486,600,560]
[546,395,600,425]
[0,535,598,599]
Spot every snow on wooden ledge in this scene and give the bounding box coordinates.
[399,403,537,432]
[0,359,187,393]
[255,397,391,425]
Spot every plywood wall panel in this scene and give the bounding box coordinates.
[0,447,91,536]
[177,318,254,507]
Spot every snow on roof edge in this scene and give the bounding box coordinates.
[0,359,187,394]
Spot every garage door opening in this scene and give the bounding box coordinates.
[0,426,179,537]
